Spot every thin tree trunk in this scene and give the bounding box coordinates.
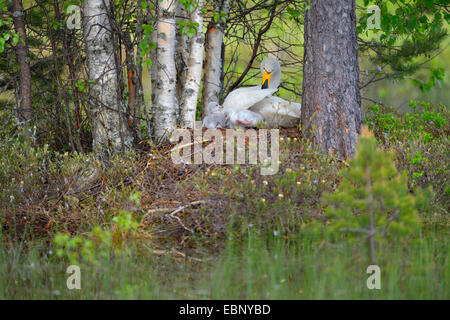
[123,31,141,141]
[82,0,133,158]
[176,5,189,108]
[135,2,147,141]
[150,2,158,105]
[12,0,32,123]
[135,2,153,142]
[301,0,361,158]
[56,0,83,152]
[152,0,178,140]
[180,0,205,128]
[62,25,84,151]
[201,0,229,116]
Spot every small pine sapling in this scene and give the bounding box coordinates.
[322,126,421,264]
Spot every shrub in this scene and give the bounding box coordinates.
[54,209,142,266]
[366,101,449,213]
[322,130,421,263]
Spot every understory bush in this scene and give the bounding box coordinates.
[366,101,449,215]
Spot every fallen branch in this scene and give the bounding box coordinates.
[142,200,209,234]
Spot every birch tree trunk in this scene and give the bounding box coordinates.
[180,0,204,128]
[82,0,133,157]
[201,0,229,116]
[12,0,32,123]
[152,0,178,140]
[301,0,361,158]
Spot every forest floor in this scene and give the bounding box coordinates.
[1,124,449,299]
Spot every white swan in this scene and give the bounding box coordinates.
[222,56,301,128]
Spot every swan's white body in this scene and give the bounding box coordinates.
[226,109,264,128]
[223,87,278,113]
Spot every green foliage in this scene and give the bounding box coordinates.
[358,0,448,81]
[412,67,446,92]
[366,101,449,209]
[0,0,19,53]
[54,209,139,266]
[140,22,155,68]
[177,19,200,38]
[212,10,227,24]
[367,101,447,142]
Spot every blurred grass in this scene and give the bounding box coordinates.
[1,221,447,299]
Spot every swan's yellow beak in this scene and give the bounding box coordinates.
[261,70,272,89]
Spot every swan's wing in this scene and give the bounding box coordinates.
[250,97,301,128]
[278,100,301,118]
[251,97,301,118]
[223,87,277,112]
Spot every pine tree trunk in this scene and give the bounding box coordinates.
[82,0,133,157]
[153,0,178,140]
[12,0,32,123]
[180,0,205,128]
[301,0,362,158]
[201,0,229,116]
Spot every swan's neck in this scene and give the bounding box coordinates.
[270,69,281,89]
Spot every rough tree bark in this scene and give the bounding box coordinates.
[201,0,229,116]
[180,0,205,128]
[82,0,133,157]
[152,0,178,140]
[301,0,362,158]
[12,0,32,123]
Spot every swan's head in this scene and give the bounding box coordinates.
[260,57,281,89]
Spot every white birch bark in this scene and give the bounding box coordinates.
[180,0,205,128]
[202,0,229,116]
[153,0,178,140]
[82,0,132,157]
